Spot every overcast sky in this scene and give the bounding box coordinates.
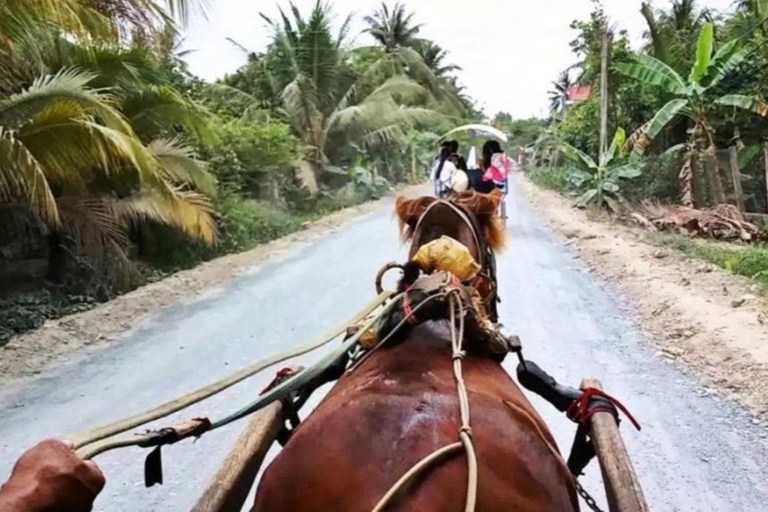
[182,0,736,119]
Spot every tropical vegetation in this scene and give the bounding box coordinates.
[529,1,768,214]
[0,0,477,344]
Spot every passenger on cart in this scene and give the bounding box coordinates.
[430,145,458,197]
[474,140,512,194]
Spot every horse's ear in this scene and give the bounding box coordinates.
[477,189,503,213]
[458,190,507,252]
[395,196,436,240]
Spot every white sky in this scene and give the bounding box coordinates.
[182,0,736,119]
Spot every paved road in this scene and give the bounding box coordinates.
[2,176,768,512]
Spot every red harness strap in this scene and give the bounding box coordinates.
[567,388,641,431]
[260,367,300,395]
[402,285,419,325]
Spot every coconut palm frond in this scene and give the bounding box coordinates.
[0,127,58,224]
[148,137,217,196]
[0,68,131,133]
[118,187,216,243]
[122,83,213,143]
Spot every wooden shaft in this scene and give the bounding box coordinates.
[729,145,745,212]
[191,402,284,512]
[580,378,649,512]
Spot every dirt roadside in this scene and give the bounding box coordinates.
[0,185,426,385]
[518,175,768,423]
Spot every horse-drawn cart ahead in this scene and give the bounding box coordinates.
[0,191,647,512]
[432,124,513,224]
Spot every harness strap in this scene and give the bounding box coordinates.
[567,388,641,431]
[413,199,487,270]
[372,291,478,512]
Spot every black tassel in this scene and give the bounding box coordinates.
[144,446,164,487]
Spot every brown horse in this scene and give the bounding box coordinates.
[252,191,579,512]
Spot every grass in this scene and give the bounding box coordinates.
[645,232,768,292]
[528,166,571,194]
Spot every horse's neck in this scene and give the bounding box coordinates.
[356,321,500,384]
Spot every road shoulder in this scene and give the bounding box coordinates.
[519,174,768,424]
[0,185,426,385]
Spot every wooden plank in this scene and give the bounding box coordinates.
[190,401,284,512]
[729,145,745,212]
[580,378,649,512]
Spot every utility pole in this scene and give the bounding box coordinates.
[764,139,768,213]
[599,29,612,161]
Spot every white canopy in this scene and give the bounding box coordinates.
[440,123,508,143]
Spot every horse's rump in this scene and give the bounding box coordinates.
[252,323,578,512]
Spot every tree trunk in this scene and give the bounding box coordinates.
[679,150,695,207]
[705,145,726,205]
[46,232,68,283]
[729,145,746,212]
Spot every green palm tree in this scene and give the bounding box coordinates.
[364,2,422,53]
[412,40,461,77]
[640,0,710,73]
[0,69,216,276]
[617,22,768,207]
[260,2,440,193]
[548,71,573,116]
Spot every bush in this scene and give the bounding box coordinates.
[200,119,299,199]
[217,194,302,252]
[560,97,600,155]
[623,155,680,204]
[529,166,571,193]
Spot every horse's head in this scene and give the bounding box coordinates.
[394,190,507,321]
[395,189,506,262]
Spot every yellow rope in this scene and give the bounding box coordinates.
[370,443,463,512]
[72,290,394,456]
[371,290,478,512]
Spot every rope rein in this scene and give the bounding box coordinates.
[372,290,478,512]
[72,291,396,459]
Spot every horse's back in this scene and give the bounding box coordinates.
[252,324,578,512]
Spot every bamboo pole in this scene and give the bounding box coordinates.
[729,145,745,212]
[580,378,649,512]
[190,402,284,512]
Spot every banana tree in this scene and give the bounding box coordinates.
[617,22,768,207]
[559,128,642,211]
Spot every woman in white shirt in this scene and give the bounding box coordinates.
[430,147,457,197]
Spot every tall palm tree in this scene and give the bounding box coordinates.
[640,0,710,73]
[1,0,218,277]
[548,71,573,116]
[364,2,422,53]
[412,40,461,77]
[617,22,768,207]
[0,69,215,235]
[260,2,440,193]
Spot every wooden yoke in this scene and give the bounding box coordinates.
[191,402,284,512]
[580,378,649,512]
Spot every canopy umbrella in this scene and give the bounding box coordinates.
[439,124,508,143]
